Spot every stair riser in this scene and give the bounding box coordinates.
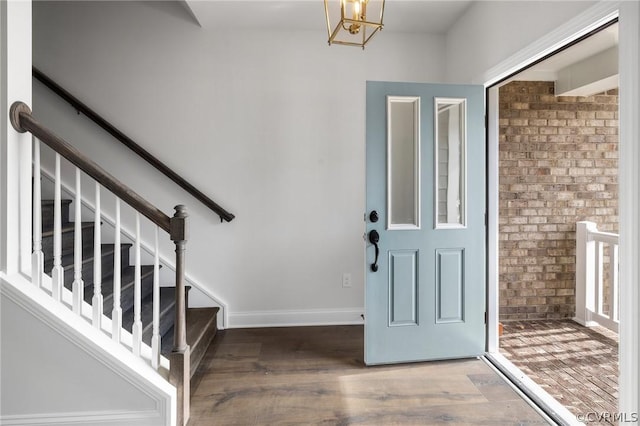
[134,288,178,338]
[41,201,71,228]
[141,305,175,346]
[44,246,132,288]
[187,311,218,378]
[42,225,94,260]
[103,273,155,315]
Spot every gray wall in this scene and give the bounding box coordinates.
[32,0,599,327]
[32,1,445,326]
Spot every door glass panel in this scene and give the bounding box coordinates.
[435,98,466,228]
[387,96,420,230]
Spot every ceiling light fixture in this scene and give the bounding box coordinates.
[324,0,385,49]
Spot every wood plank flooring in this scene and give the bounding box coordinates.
[189,326,547,425]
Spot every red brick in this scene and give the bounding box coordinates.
[499,81,618,320]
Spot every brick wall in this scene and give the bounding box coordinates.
[499,81,618,321]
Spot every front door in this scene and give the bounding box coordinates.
[365,81,485,365]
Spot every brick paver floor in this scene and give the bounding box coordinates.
[500,320,619,425]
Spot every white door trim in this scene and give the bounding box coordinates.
[1,0,33,277]
[617,0,639,419]
[484,0,639,420]
[486,85,500,354]
[479,1,620,87]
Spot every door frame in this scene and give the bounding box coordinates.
[483,0,639,421]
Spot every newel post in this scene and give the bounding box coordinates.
[575,221,596,327]
[170,205,190,426]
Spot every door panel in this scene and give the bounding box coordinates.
[435,248,464,323]
[389,250,418,326]
[365,81,485,365]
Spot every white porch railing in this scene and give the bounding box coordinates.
[575,221,619,333]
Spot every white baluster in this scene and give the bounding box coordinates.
[132,213,142,357]
[151,225,161,369]
[51,153,64,302]
[31,137,44,288]
[72,168,84,314]
[611,243,619,322]
[594,241,603,316]
[112,198,122,343]
[92,182,103,328]
[575,221,592,326]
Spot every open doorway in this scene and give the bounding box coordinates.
[493,22,620,423]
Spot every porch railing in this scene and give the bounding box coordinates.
[575,221,619,333]
[10,101,190,425]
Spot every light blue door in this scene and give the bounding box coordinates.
[365,81,485,365]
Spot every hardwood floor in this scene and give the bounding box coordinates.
[189,326,548,425]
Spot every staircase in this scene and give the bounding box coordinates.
[10,98,230,424]
[41,198,219,375]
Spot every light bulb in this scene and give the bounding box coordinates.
[348,0,362,34]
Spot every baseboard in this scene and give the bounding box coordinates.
[572,317,599,328]
[228,308,364,328]
[0,409,166,426]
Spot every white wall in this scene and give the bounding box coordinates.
[0,276,174,426]
[32,1,445,326]
[1,0,32,275]
[444,1,597,83]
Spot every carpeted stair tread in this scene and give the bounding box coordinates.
[41,200,72,227]
[46,243,133,288]
[121,287,175,338]
[96,265,156,313]
[45,243,132,271]
[42,220,94,237]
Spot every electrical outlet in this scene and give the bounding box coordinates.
[342,273,352,288]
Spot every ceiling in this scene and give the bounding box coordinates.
[181,0,618,81]
[514,22,619,81]
[183,0,473,34]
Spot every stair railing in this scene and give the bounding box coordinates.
[10,101,191,426]
[33,67,235,223]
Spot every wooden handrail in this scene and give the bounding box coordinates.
[10,101,171,233]
[32,67,235,223]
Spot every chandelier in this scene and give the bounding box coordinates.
[324,0,385,49]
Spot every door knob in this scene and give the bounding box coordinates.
[369,230,380,272]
